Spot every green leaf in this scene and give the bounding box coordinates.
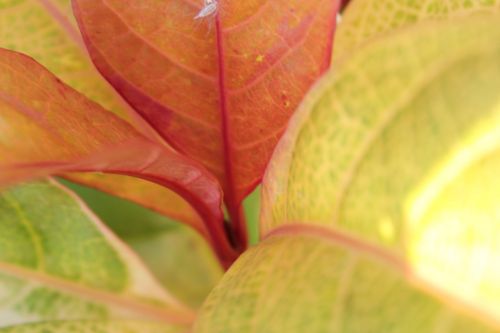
[0,179,193,328]
[334,0,500,65]
[243,186,261,245]
[261,15,500,319]
[0,320,185,333]
[62,179,223,309]
[195,233,499,332]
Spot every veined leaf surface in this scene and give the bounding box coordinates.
[72,0,341,238]
[0,179,192,328]
[261,16,500,318]
[0,0,202,227]
[334,0,500,64]
[0,48,235,263]
[195,231,499,332]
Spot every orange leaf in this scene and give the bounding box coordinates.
[0,0,203,228]
[65,172,203,229]
[72,0,340,243]
[0,48,235,265]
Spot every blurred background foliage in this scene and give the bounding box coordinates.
[59,177,261,308]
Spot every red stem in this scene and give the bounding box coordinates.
[201,209,240,270]
[226,201,248,252]
[112,171,239,269]
[71,168,239,269]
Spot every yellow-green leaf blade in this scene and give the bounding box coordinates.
[261,15,500,317]
[0,320,184,333]
[334,0,500,65]
[408,137,500,318]
[0,179,193,327]
[263,15,500,232]
[195,232,499,333]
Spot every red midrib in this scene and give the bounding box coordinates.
[214,15,247,250]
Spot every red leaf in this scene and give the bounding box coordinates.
[72,0,340,244]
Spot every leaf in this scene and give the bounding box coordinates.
[0,320,185,333]
[0,0,132,124]
[63,179,223,308]
[0,179,193,328]
[407,139,500,319]
[261,16,500,317]
[127,231,222,310]
[243,186,261,245]
[0,48,235,264]
[0,0,201,228]
[334,0,500,64]
[72,0,341,237]
[194,232,499,332]
[65,173,202,229]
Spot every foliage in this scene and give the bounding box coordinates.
[0,0,499,332]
